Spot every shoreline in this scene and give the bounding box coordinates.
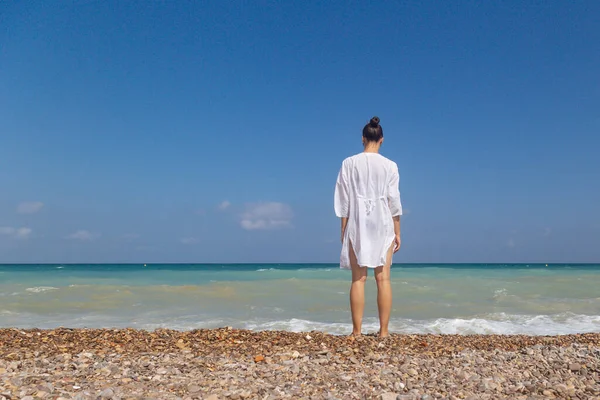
[2,327,600,354]
[1,328,599,399]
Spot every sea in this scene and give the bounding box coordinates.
[1,263,599,336]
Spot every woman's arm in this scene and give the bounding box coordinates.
[392,215,401,252]
[334,161,350,243]
[387,164,402,217]
[341,217,348,243]
[388,164,402,252]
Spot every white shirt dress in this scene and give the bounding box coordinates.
[334,152,402,269]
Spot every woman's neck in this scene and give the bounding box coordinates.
[363,143,380,153]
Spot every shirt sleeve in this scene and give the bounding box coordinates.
[334,161,350,218]
[387,164,402,217]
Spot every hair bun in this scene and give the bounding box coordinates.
[369,116,380,128]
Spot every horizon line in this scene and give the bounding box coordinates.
[1,262,598,266]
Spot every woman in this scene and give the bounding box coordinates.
[334,116,402,338]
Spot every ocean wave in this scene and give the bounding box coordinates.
[254,267,339,272]
[123,313,600,335]
[25,286,59,293]
[2,312,598,336]
[417,313,600,335]
[254,267,322,272]
[240,313,600,336]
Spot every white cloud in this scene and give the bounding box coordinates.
[543,228,552,237]
[507,238,515,248]
[122,233,140,240]
[240,202,293,230]
[15,227,32,239]
[218,200,231,211]
[180,237,201,245]
[17,201,44,214]
[66,230,99,241]
[0,226,32,239]
[0,227,15,235]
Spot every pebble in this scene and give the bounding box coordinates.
[188,385,201,393]
[99,388,114,398]
[569,362,581,371]
[0,328,598,399]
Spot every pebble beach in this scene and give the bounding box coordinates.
[1,328,599,400]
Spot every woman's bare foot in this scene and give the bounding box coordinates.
[378,330,389,338]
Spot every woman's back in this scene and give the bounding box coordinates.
[335,152,402,221]
[343,152,398,200]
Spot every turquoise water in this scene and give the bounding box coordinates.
[1,264,599,335]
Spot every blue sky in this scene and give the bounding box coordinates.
[1,1,598,263]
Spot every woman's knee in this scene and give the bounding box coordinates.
[352,273,367,284]
[374,269,390,284]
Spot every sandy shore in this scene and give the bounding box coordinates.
[1,328,599,399]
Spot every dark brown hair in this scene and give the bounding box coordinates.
[362,116,383,142]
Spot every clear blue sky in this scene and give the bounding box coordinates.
[1,1,598,263]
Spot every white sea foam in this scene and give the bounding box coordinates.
[126,313,600,335]
[25,286,59,293]
[3,312,598,336]
[413,313,600,335]
[238,313,600,336]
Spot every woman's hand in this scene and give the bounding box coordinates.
[393,234,401,253]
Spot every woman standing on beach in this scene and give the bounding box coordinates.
[334,116,402,338]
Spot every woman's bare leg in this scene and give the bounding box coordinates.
[349,244,367,336]
[374,243,394,338]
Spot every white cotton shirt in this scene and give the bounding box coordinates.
[334,152,402,270]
